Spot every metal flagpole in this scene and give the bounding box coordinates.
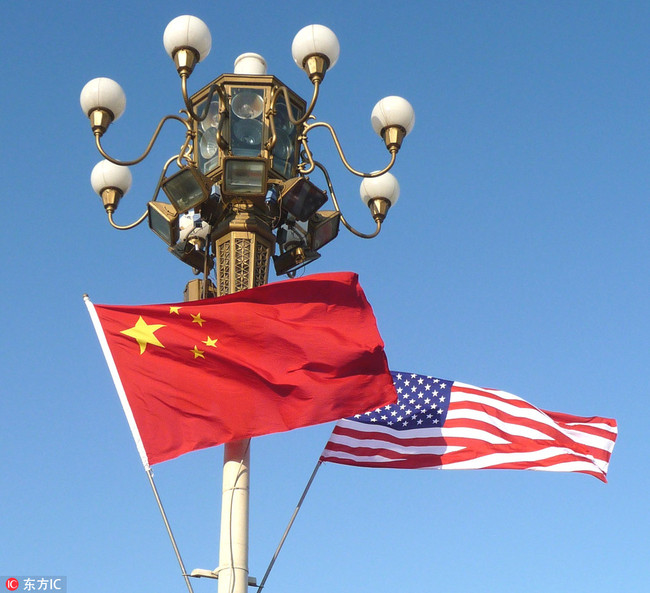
[145,469,195,593]
[257,460,323,593]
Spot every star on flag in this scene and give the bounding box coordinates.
[120,317,165,354]
[119,308,218,359]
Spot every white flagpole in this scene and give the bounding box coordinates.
[84,295,150,470]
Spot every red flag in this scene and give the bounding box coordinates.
[86,272,396,467]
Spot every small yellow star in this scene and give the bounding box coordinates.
[191,313,205,327]
[202,336,218,348]
[191,345,205,359]
[120,316,165,355]
[169,306,181,315]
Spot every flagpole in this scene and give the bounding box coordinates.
[145,469,196,593]
[257,460,323,593]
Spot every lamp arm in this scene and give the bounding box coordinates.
[298,136,316,175]
[104,155,180,230]
[180,76,221,122]
[95,114,192,167]
[216,104,230,151]
[312,160,381,239]
[302,121,398,178]
[176,131,194,168]
[266,84,319,153]
[266,106,278,153]
[271,82,320,127]
[107,209,149,230]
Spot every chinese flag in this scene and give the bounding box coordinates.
[87,272,396,467]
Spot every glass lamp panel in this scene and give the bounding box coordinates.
[232,89,264,119]
[223,158,267,196]
[195,95,221,175]
[199,128,218,160]
[273,97,296,135]
[163,168,209,213]
[231,88,265,157]
[148,202,179,246]
[271,97,303,179]
[309,211,340,251]
[281,178,327,221]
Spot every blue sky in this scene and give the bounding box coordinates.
[1,1,648,591]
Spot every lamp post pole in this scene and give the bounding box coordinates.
[183,195,275,592]
[218,439,251,593]
[206,200,275,593]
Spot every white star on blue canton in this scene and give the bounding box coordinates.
[355,372,454,431]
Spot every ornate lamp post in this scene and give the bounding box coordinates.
[80,14,414,593]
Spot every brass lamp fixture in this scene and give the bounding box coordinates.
[80,15,415,292]
[360,171,401,224]
[80,15,416,593]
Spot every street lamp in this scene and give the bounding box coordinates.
[80,13,414,593]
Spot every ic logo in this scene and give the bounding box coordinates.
[5,578,19,591]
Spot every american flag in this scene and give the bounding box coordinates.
[320,372,618,482]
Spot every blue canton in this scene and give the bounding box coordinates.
[351,372,453,430]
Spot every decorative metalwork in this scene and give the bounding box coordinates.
[254,241,270,288]
[217,239,231,296]
[234,237,252,293]
[80,16,415,292]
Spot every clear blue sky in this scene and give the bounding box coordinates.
[1,1,647,591]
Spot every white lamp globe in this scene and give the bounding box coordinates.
[91,160,132,196]
[371,96,415,136]
[291,24,340,71]
[80,77,126,120]
[163,15,212,61]
[360,172,400,207]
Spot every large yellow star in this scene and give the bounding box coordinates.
[120,316,166,355]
